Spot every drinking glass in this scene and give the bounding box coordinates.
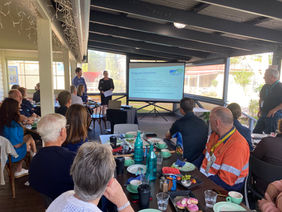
[204,190,218,208]
[156,192,170,211]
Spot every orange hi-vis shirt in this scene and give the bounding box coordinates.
[200,128,250,186]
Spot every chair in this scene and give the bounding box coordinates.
[107,109,128,133]
[0,136,30,198]
[244,154,282,209]
[114,124,138,134]
[91,105,107,133]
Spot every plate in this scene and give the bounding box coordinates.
[147,137,163,144]
[155,143,168,149]
[138,209,161,212]
[172,162,196,172]
[213,202,246,212]
[126,185,138,194]
[168,191,198,212]
[127,164,147,175]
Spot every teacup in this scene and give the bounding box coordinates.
[124,157,135,166]
[226,191,243,204]
[161,149,171,158]
[129,179,142,192]
[157,141,167,149]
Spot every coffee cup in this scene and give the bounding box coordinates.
[226,191,243,204]
[124,157,135,166]
[161,149,171,158]
[157,141,167,149]
[129,179,142,192]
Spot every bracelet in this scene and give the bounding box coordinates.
[117,201,130,211]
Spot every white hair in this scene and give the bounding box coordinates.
[266,67,280,79]
[37,113,66,142]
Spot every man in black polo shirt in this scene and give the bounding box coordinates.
[253,67,282,134]
[166,98,208,164]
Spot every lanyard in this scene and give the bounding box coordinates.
[265,80,280,97]
[209,128,236,155]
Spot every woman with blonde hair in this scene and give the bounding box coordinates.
[77,84,87,103]
[63,104,88,152]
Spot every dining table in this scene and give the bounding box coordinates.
[108,136,252,212]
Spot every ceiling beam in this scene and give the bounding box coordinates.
[91,0,282,43]
[88,41,191,60]
[89,33,209,58]
[194,0,282,22]
[90,23,232,55]
[244,16,270,25]
[88,47,167,60]
[90,10,276,52]
[190,2,210,13]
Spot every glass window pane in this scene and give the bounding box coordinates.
[56,62,64,76]
[184,64,225,99]
[25,76,39,89]
[25,61,39,75]
[56,76,65,90]
[18,75,26,88]
[228,52,273,118]
[83,50,126,93]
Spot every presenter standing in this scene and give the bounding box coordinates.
[72,67,88,101]
[98,70,114,106]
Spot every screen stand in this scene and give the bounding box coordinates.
[137,102,172,121]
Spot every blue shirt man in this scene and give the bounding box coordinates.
[72,67,87,95]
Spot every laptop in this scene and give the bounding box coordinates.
[108,100,122,109]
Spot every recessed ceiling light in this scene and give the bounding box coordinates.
[173,22,186,29]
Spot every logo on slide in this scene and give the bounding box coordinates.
[169,68,183,75]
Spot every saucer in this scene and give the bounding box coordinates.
[126,185,138,194]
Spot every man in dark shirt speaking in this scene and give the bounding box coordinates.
[166,98,208,164]
[253,67,282,134]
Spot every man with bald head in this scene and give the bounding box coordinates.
[200,106,250,191]
[8,89,23,104]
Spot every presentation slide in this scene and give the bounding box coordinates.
[128,63,185,102]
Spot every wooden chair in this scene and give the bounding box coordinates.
[91,105,107,133]
[5,152,31,198]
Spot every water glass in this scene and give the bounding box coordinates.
[157,153,163,173]
[156,192,170,211]
[204,190,218,208]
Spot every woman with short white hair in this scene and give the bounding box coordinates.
[47,142,134,212]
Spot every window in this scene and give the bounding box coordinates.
[228,52,273,118]
[53,62,65,90]
[184,63,225,99]
[8,60,64,90]
[82,50,126,93]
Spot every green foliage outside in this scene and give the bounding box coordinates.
[231,70,254,90]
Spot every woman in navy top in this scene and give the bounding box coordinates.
[18,87,37,117]
[0,98,37,177]
[63,104,88,152]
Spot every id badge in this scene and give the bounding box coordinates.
[260,100,264,108]
[205,154,216,174]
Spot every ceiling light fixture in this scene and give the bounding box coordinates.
[173,22,186,29]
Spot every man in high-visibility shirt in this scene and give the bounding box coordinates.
[200,106,250,191]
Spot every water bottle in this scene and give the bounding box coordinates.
[134,131,144,164]
[146,144,157,181]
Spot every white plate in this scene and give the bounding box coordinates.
[147,137,163,144]
[127,164,147,175]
